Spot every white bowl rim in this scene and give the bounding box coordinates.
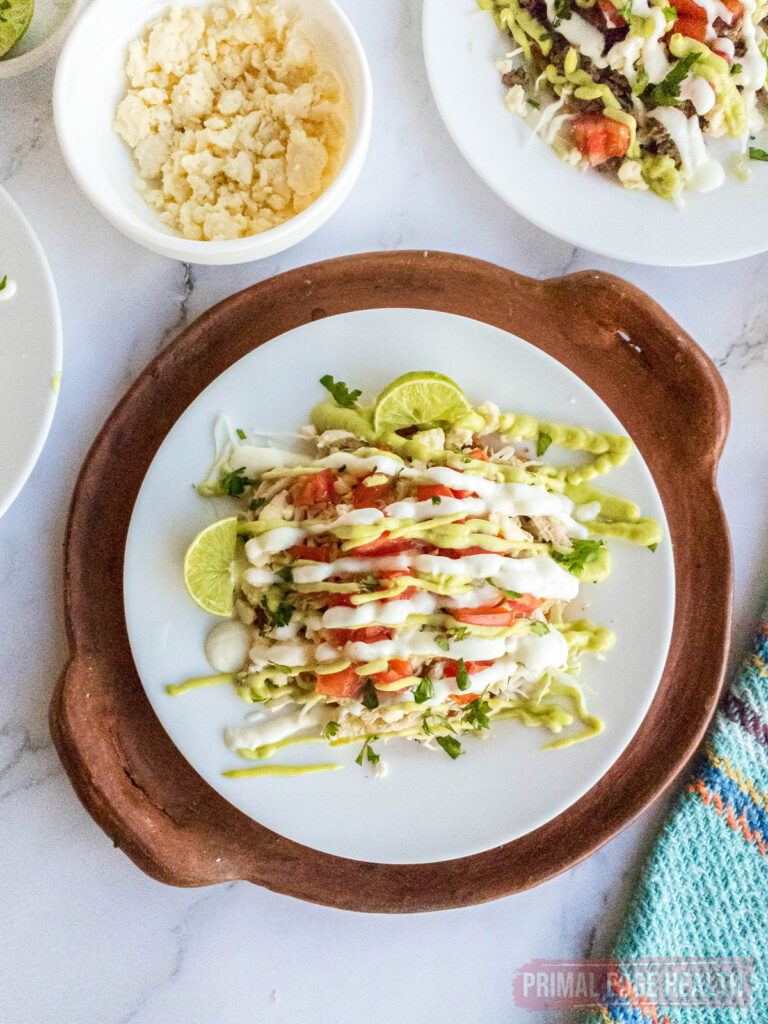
[0,0,86,79]
[53,0,373,259]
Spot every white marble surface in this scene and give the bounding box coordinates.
[2,3,768,1022]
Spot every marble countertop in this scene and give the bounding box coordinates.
[2,3,767,1022]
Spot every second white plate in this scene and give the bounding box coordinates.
[123,307,674,863]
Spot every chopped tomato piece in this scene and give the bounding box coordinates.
[449,692,481,707]
[348,535,423,557]
[378,568,418,602]
[720,0,743,18]
[435,545,493,558]
[468,448,489,461]
[314,665,362,699]
[292,469,336,507]
[328,626,395,646]
[670,0,706,15]
[443,660,495,677]
[416,484,476,501]
[326,593,356,608]
[712,47,734,63]
[370,658,413,688]
[673,13,707,38]
[451,594,543,627]
[572,112,632,166]
[597,0,627,27]
[352,478,392,509]
[288,544,331,562]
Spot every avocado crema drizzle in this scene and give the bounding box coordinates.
[171,386,662,778]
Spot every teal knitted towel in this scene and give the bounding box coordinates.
[586,606,768,1024]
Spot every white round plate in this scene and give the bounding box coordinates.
[0,187,62,519]
[124,307,674,864]
[422,0,768,266]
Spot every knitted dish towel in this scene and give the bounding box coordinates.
[586,607,768,1024]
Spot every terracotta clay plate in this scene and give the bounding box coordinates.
[51,251,731,911]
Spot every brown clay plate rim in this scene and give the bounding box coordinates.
[51,251,732,911]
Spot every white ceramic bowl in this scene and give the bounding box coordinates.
[53,0,372,265]
[0,0,86,80]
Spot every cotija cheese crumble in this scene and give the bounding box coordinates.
[114,0,348,241]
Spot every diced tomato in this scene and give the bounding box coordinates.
[712,47,734,63]
[314,665,362,699]
[292,469,336,507]
[670,0,705,15]
[673,14,707,38]
[720,0,744,19]
[443,660,495,677]
[572,112,632,167]
[347,535,423,557]
[449,692,481,707]
[352,478,392,509]
[450,594,543,627]
[468,448,489,461]
[328,626,395,646]
[370,658,413,689]
[378,568,418,602]
[326,593,356,607]
[288,544,331,562]
[597,0,627,27]
[435,546,493,558]
[416,484,475,501]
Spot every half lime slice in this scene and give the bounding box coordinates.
[0,0,34,59]
[373,371,472,433]
[183,517,238,617]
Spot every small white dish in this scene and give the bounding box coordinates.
[0,0,85,79]
[0,186,62,520]
[53,0,372,265]
[423,0,768,266]
[123,307,674,864]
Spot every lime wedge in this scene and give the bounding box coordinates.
[373,371,472,433]
[184,517,238,617]
[0,0,34,59]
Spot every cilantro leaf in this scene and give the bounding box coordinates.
[431,496,442,505]
[249,497,266,512]
[261,596,295,629]
[749,147,768,162]
[220,466,257,497]
[487,578,522,600]
[649,52,701,107]
[362,682,379,710]
[731,62,742,75]
[0,275,6,291]
[436,735,464,759]
[236,428,247,440]
[527,98,540,109]
[319,374,362,408]
[324,721,339,739]
[275,566,294,583]
[536,431,553,457]
[553,0,574,25]
[551,539,605,575]
[456,658,470,691]
[413,677,434,704]
[355,736,379,766]
[530,621,549,636]
[465,697,491,731]
[648,542,658,552]
[435,634,450,652]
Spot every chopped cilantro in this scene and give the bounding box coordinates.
[361,682,379,710]
[465,697,491,731]
[456,658,470,691]
[359,577,381,592]
[530,621,549,636]
[319,374,362,408]
[446,625,470,643]
[435,634,451,652]
[0,275,7,291]
[266,663,291,674]
[731,62,742,75]
[436,735,464,760]
[649,52,701,107]
[249,497,266,512]
[551,539,605,575]
[413,677,435,704]
[355,736,380,766]
[749,147,768,161]
[236,428,247,440]
[324,721,340,739]
[527,98,540,109]
[431,496,442,505]
[648,542,658,552]
[422,711,455,736]
[536,431,553,457]
[261,596,294,629]
[487,578,522,600]
[275,566,294,583]
[552,0,574,25]
[220,466,257,497]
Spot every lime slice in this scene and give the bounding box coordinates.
[0,0,34,59]
[184,517,238,617]
[373,371,472,433]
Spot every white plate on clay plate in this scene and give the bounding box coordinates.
[423,0,768,266]
[123,307,674,864]
[0,186,62,519]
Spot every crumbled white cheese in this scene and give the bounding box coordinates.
[503,84,528,116]
[618,160,649,191]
